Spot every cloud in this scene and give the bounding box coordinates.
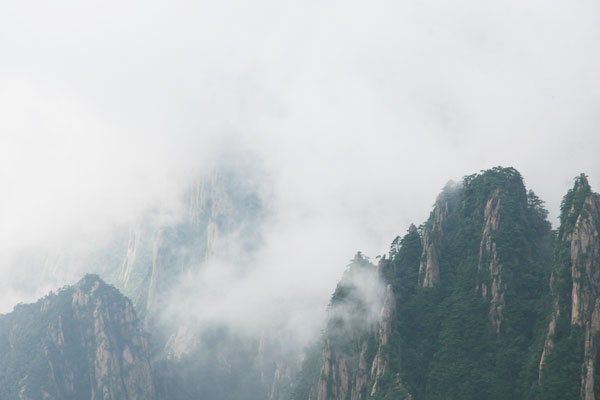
[1,0,600,346]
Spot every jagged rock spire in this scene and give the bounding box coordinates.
[539,174,600,400]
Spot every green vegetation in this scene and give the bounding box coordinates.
[534,174,594,400]
[291,341,323,400]
[3,168,598,400]
[390,168,553,400]
[294,167,598,400]
[0,275,144,399]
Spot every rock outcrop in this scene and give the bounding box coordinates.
[418,182,463,288]
[299,167,553,400]
[369,284,397,396]
[539,175,600,400]
[0,274,156,400]
[317,340,352,400]
[419,195,448,288]
[316,255,408,400]
[476,190,505,333]
[145,171,236,314]
[571,192,600,400]
[118,227,140,289]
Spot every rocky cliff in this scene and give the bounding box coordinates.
[118,169,257,317]
[476,189,504,333]
[9,166,600,400]
[295,167,554,400]
[314,253,409,400]
[418,196,446,288]
[2,164,293,400]
[0,274,156,400]
[538,174,600,400]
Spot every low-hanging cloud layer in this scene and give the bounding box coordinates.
[1,0,600,341]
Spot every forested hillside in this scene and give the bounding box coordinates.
[295,167,600,400]
[3,167,599,400]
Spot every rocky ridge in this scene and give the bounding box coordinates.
[314,253,408,400]
[539,175,600,400]
[296,167,556,400]
[0,274,156,400]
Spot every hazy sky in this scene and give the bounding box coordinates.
[1,0,600,319]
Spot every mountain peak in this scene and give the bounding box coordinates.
[408,223,418,234]
[574,173,591,192]
[73,273,125,303]
[77,273,103,286]
[0,274,156,399]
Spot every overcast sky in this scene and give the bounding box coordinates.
[1,0,600,320]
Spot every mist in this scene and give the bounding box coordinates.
[2,0,600,356]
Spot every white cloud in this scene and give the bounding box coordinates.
[1,0,600,343]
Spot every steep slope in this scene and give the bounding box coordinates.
[116,169,295,400]
[538,174,600,400]
[114,169,298,400]
[294,167,555,400]
[111,168,264,318]
[310,252,409,400]
[292,234,420,400]
[4,166,285,400]
[0,274,156,400]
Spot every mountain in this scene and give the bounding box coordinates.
[106,168,296,400]
[0,274,155,400]
[1,164,294,400]
[113,168,264,319]
[6,167,600,400]
[538,174,600,400]
[294,167,600,400]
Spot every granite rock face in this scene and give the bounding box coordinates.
[539,175,600,400]
[476,190,504,333]
[316,255,408,400]
[297,167,555,400]
[0,274,156,400]
[418,192,449,288]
